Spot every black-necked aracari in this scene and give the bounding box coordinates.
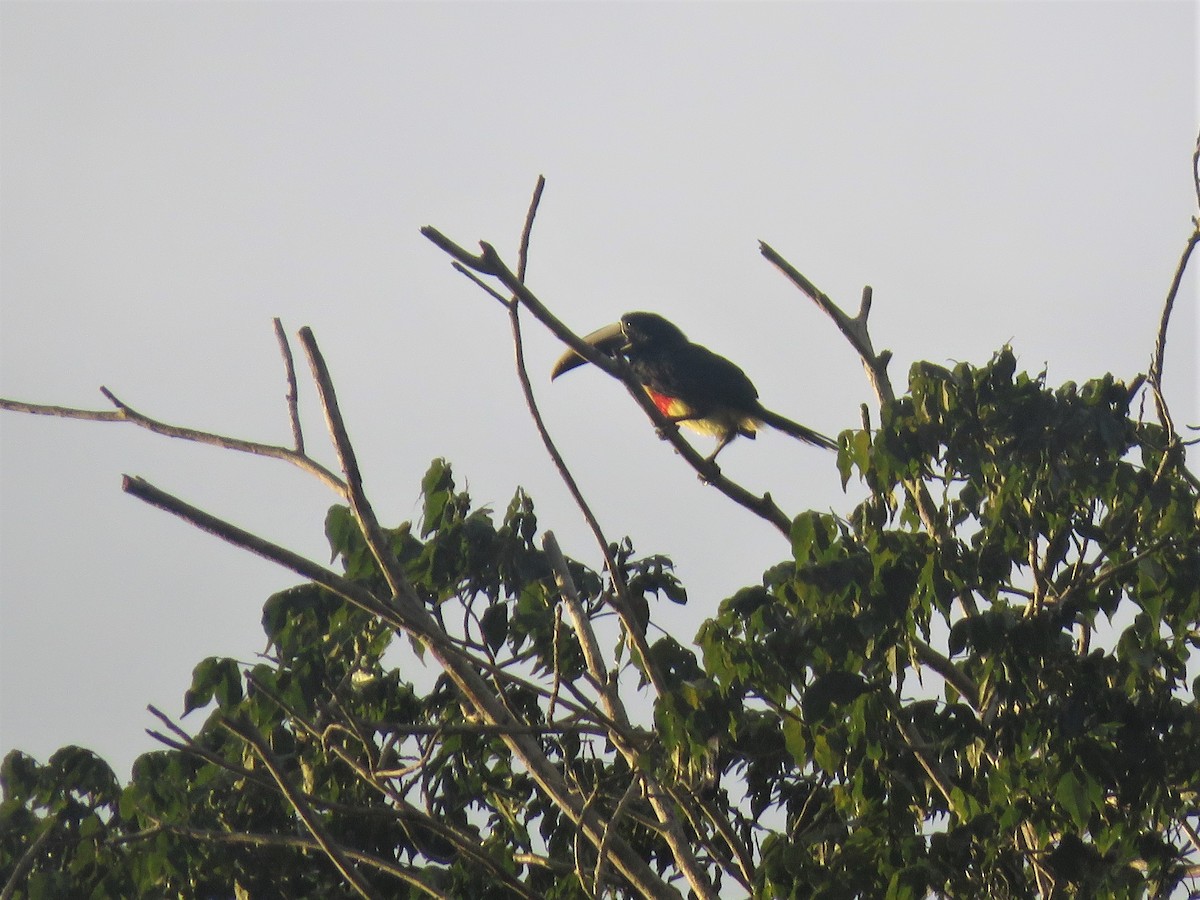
[550,311,836,461]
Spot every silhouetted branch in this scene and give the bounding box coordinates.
[122,475,399,624]
[273,317,305,454]
[0,387,345,494]
[1146,157,1200,439]
[760,242,894,405]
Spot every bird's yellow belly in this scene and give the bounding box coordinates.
[643,388,760,438]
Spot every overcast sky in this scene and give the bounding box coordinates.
[2,2,1196,778]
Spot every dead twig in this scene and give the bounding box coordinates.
[273,317,305,454]
[1142,129,1200,482]
[760,243,894,405]
[0,389,345,494]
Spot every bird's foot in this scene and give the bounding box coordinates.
[697,457,721,483]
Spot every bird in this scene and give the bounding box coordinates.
[550,311,837,462]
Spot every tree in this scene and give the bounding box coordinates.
[2,160,1198,899]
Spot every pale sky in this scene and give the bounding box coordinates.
[1,2,1196,778]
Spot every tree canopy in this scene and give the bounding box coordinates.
[2,170,1199,898]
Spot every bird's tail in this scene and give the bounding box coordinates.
[758,408,838,450]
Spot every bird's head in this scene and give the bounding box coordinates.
[617,312,688,350]
[550,311,688,379]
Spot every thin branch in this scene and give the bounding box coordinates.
[0,392,345,493]
[913,638,979,708]
[453,262,512,307]
[464,185,717,899]
[593,774,644,895]
[1180,816,1200,862]
[122,475,402,627]
[273,317,305,454]
[117,823,451,900]
[223,716,382,900]
[760,242,894,404]
[373,720,606,738]
[1147,228,1199,430]
[513,852,573,875]
[517,174,546,282]
[892,707,960,813]
[1,817,56,900]
[507,291,668,675]
[1193,128,1200,218]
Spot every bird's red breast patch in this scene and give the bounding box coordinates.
[645,388,689,419]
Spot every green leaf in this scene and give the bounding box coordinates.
[324,504,355,561]
[790,512,818,562]
[782,717,807,763]
[420,458,454,536]
[183,657,242,715]
[1055,770,1090,832]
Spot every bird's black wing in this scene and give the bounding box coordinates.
[628,342,760,416]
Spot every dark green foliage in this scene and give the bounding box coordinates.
[699,351,1200,898]
[3,354,1198,898]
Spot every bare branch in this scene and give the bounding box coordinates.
[461,177,670,699]
[499,250,669,690]
[122,475,402,626]
[436,186,716,899]
[593,774,644,895]
[452,262,512,307]
[1193,128,1200,214]
[1147,228,1199,432]
[517,174,546,283]
[273,317,305,454]
[0,391,346,494]
[760,241,894,404]
[419,227,497,274]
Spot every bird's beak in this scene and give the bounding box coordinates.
[549,321,627,380]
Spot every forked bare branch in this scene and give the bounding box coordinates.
[760,242,894,405]
[0,386,345,493]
